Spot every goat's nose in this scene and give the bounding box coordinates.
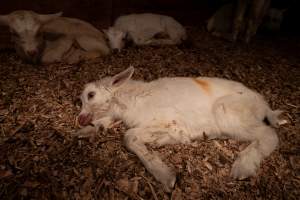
[78,113,93,126]
[112,48,120,54]
[27,50,38,57]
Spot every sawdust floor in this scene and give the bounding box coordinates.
[0,27,299,200]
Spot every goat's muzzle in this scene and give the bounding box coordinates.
[112,48,121,54]
[23,50,41,64]
[78,113,93,126]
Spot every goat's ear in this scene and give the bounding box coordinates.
[111,66,134,87]
[102,29,108,35]
[38,12,62,23]
[0,15,10,25]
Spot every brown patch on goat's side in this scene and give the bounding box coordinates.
[193,78,211,94]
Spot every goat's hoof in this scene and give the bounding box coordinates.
[72,131,91,138]
[152,165,176,192]
[72,127,96,138]
[230,157,258,180]
[161,172,176,193]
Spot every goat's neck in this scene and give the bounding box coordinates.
[110,80,149,119]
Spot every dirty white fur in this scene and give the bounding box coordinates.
[0,10,110,64]
[77,67,281,192]
[105,13,187,51]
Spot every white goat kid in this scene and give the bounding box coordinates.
[105,13,187,51]
[77,67,281,192]
[0,10,110,64]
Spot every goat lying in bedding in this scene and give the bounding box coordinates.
[77,67,282,192]
[0,10,110,64]
[104,13,187,51]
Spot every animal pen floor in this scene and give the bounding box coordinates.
[0,27,299,200]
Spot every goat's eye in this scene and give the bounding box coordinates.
[87,92,95,100]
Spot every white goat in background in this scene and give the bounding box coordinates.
[0,10,110,64]
[104,13,187,51]
[77,67,282,192]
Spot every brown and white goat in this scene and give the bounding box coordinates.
[0,10,110,64]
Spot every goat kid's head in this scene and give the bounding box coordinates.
[104,27,128,52]
[78,66,134,127]
[0,10,62,63]
[264,8,287,32]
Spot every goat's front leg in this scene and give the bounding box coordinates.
[232,0,248,42]
[74,125,96,138]
[75,116,114,137]
[245,0,271,43]
[42,36,73,64]
[230,125,278,179]
[124,127,179,192]
[213,94,279,179]
[145,38,178,46]
[93,116,114,130]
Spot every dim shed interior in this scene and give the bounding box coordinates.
[0,0,299,199]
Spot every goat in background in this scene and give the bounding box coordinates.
[0,10,110,64]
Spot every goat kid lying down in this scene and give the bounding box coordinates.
[77,67,282,192]
[0,10,110,64]
[104,13,187,51]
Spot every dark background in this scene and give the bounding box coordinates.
[0,0,299,49]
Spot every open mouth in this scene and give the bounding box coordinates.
[78,113,93,126]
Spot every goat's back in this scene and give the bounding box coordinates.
[125,77,260,116]
[42,17,104,38]
[114,13,183,33]
[120,77,267,131]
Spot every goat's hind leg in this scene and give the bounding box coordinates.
[124,127,186,192]
[230,125,278,179]
[213,94,279,179]
[146,38,178,46]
